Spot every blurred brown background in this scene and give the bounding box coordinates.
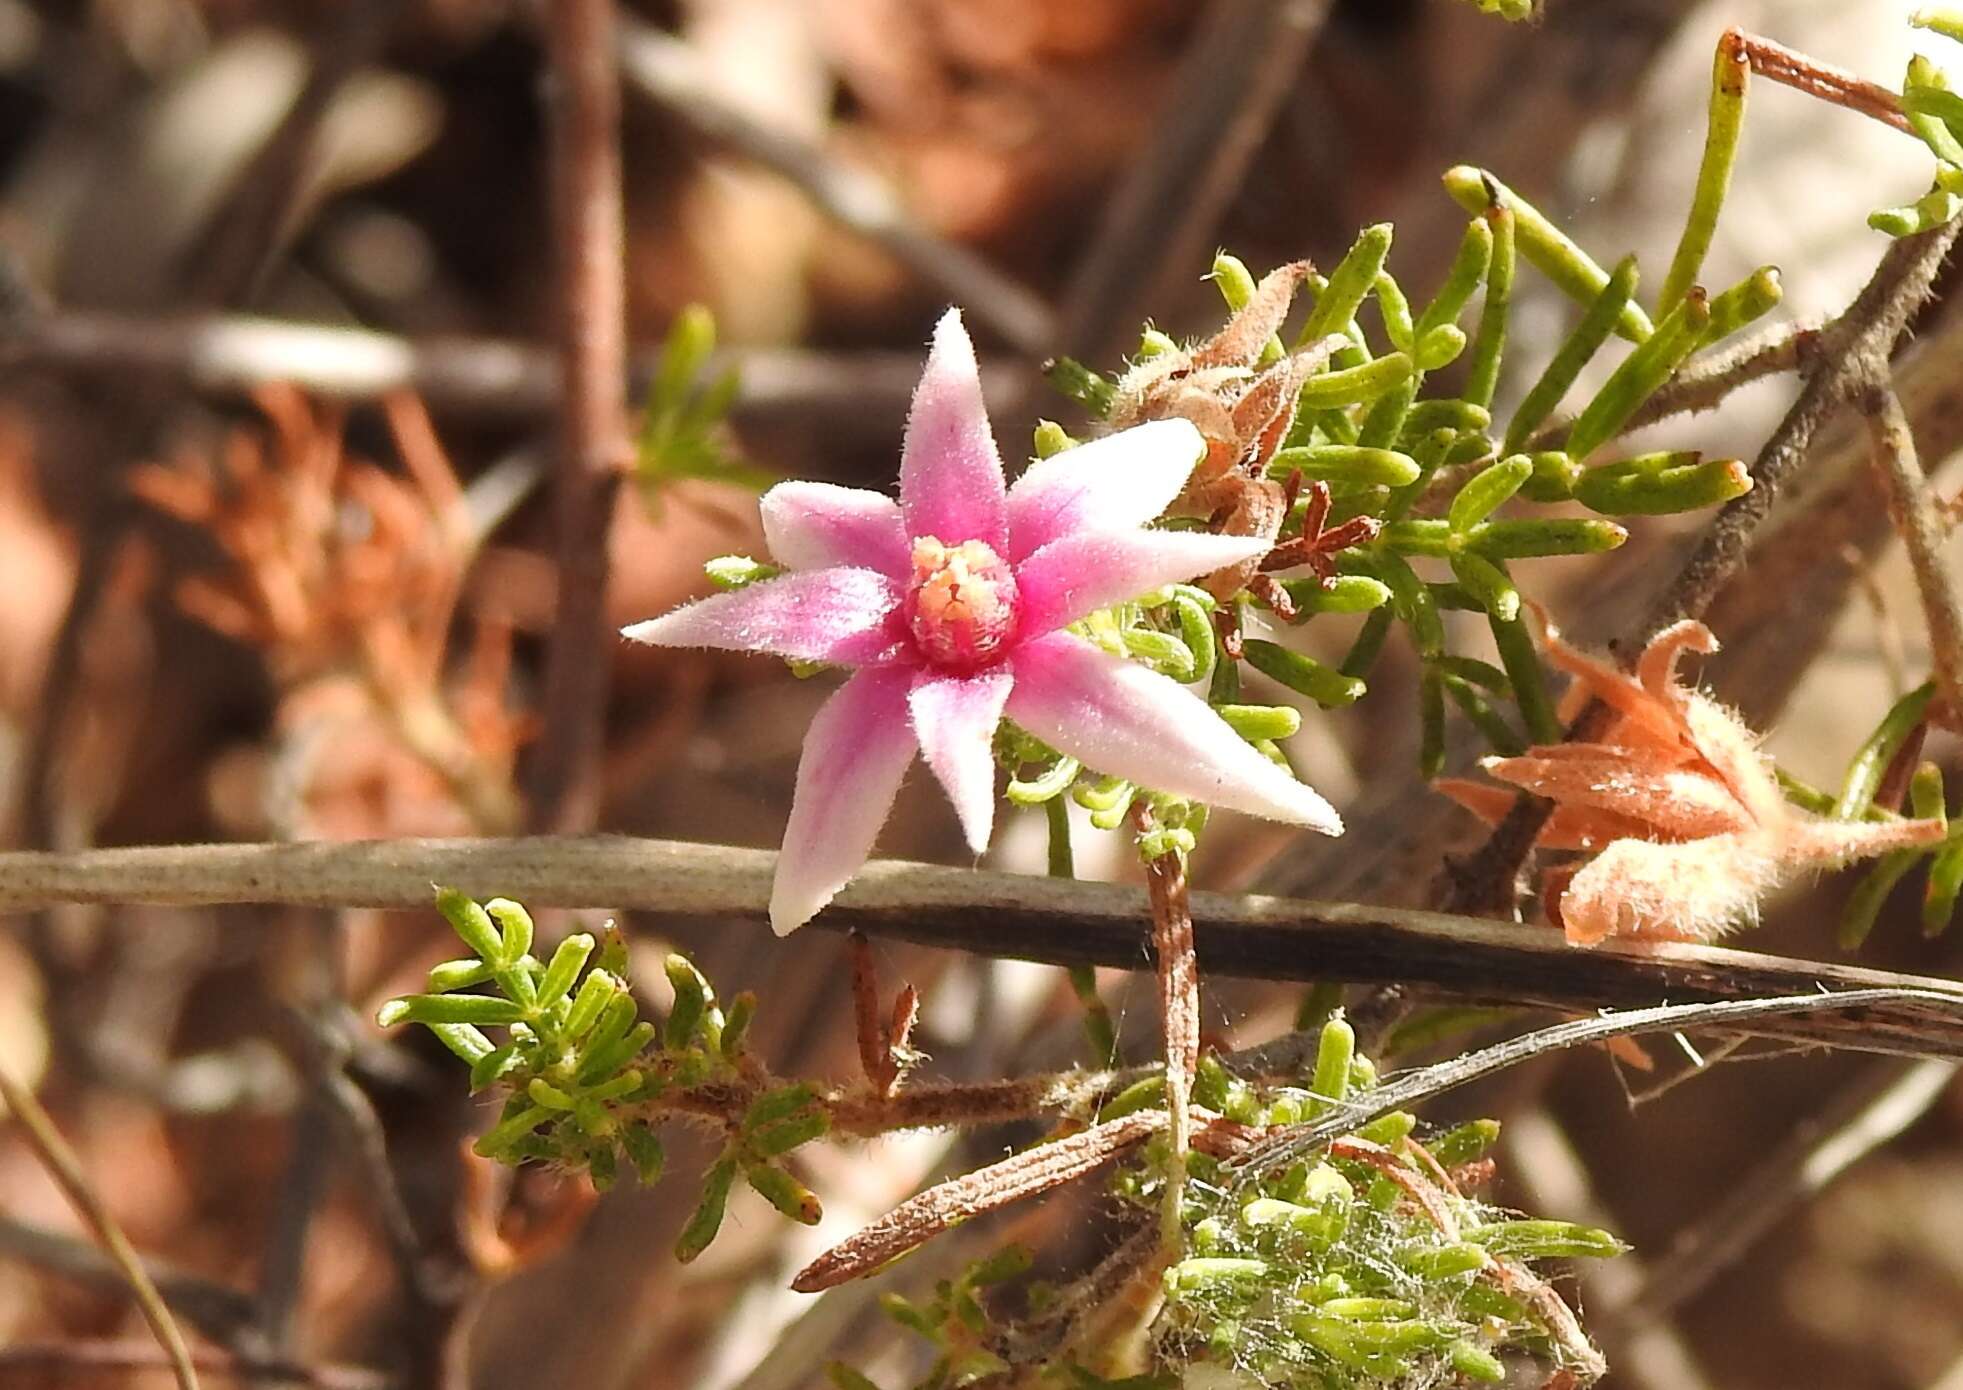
[0,1,1959,1388]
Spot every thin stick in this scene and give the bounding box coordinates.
[0,1064,202,1390]
[615,18,1053,354]
[8,838,1963,1057]
[1231,989,1963,1177]
[529,0,630,833]
[1859,380,1963,725]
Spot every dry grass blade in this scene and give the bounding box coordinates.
[789,1110,1162,1293]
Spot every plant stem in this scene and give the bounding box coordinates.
[0,1063,202,1390]
[1144,844,1198,1250]
[8,838,1963,1057]
[528,0,630,833]
[1859,380,1963,727]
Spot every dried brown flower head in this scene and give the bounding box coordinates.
[1440,616,1945,944]
[132,387,525,834]
[1108,262,1352,607]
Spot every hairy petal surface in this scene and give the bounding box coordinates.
[761,481,909,579]
[1006,632,1342,833]
[908,668,1015,854]
[621,568,909,667]
[1005,419,1207,560]
[771,668,918,935]
[1558,834,1779,945]
[1015,530,1269,636]
[1477,750,1753,840]
[899,310,1008,550]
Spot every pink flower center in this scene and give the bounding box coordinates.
[904,536,1020,671]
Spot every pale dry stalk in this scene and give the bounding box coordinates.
[0,1063,201,1390]
[1859,380,1963,727]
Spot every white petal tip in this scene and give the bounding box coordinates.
[1279,789,1344,837]
[767,893,823,937]
[620,618,665,645]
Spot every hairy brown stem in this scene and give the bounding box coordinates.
[790,1111,1164,1292]
[1143,843,1198,1248]
[528,0,630,834]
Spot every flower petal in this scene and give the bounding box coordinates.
[900,309,1008,550]
[1558,834,1778,945]
[621,568,909,667]
[1014,530,1269,636]
[908,669,1014,854]
[1006,632,1342,833]
[761,481,909,579]
[1005,418,1208,560]
[771,667,918,934]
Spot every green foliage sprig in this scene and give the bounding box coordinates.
[1772,684,1963,947]
[379,889,824,1260]
[634,303,774,503]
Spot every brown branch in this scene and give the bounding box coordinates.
[789,1110,1162,1292]
[1627,324,1808,432]
[615,18,1053,354]
[1859,380,1963,725]
[0,1064,202,1390]
[527,0,631,834]
[9,838,1963,1057]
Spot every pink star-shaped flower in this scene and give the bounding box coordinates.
[625,310,1343,933]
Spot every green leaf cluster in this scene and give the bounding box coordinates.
[832,1247,1037,1390]
[1875,27,1963,235]
[1157,1022,1624,1388]
[378,890,822,1261]
[634,304,775,503]
[1774,684,1963,948]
